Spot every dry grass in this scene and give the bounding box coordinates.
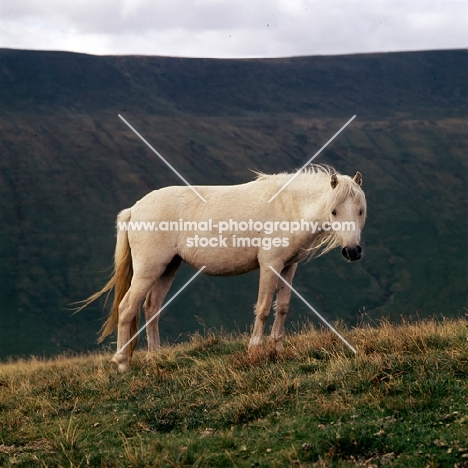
[0,318,467,467]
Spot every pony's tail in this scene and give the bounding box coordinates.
[98,208,135,347]
[76,208,138,354]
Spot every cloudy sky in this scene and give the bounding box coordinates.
[0,0,466,58]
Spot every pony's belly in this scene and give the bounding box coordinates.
[180,246,260,276]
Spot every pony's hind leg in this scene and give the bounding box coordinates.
[143,287,162,354]
[111,276,155,372]
[270,263,297,352]
[143,256,182,356]
[248,264,281,350]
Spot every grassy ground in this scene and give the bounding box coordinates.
[0,318,467,467]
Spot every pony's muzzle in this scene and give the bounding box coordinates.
[342,245,362,261]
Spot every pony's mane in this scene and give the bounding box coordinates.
[254,164,364,206]
[253,163,335,181]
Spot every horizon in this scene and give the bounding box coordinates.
[1,45,464,60]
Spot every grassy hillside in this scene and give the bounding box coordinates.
[0,49,466,358]
[0,319,467,467]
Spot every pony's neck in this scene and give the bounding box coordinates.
[286,176,331,223]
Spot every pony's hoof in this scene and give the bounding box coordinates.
[248,336,263,350]
[246,343,266,365]
[117,362,130,373]
[111,354,130,372]
[268,336,284,353]
[248,344,262,353]
[273,341,284,353]
[145,351,160,363]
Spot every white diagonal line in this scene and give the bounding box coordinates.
[269,266,357,354]
[118,114,207,203]
[116,266,206,355]
[268,115,356,202]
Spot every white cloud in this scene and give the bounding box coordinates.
[0,0,466,57]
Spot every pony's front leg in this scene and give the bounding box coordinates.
[248,264,280,350]
[270,263,297,352]
[111,277,154,372]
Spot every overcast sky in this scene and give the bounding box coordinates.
[0,0,466,58]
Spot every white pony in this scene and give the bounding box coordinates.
[81,165,366,371]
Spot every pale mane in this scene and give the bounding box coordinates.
[253,163,335,182]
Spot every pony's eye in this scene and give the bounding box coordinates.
[332,210,336,216]
[359,209,363,216]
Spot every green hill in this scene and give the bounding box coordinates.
[0,48,466,358]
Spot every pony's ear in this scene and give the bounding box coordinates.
[353,171,362,186]
[330,173,338,189]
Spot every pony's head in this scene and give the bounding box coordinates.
[326,171,367,261]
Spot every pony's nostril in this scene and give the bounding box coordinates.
[342,246,362,261]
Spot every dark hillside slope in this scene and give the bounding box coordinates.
[0,49,466,118]
[0,49,466,358]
